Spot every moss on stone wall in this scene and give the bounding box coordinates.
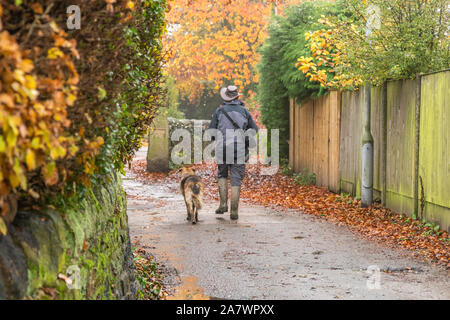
[0,173,136,300]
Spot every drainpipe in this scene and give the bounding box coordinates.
[361,84,374,207]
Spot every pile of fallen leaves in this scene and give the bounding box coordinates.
[130,160,450,268]
[133,243,169,300]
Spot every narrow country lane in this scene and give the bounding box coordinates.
[124,148,449,300]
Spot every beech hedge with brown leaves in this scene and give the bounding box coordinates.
[0,0,167,234]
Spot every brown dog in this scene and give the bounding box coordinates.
[180,167,204,224]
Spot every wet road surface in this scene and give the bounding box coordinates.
[125,148,449,300]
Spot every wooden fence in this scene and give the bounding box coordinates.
[289,70,450,231]
[289,91,341,192]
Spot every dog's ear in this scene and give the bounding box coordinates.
[174,167,183,174]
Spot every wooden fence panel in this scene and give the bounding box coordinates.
[339,87,383,198]
[339,90,363,195]
[385,80,416,215]
[313,95,330,187]
[289,99,295,168]
[420,71,450,231]
[328,91,341,193]
[370,86,384,199]
[294,99,302,172]
[297,100,314,173]
[290,70,449,231]
[290,93,340,191]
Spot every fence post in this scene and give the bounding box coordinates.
[381,82,387,206]
[413,74,422,219]
[289,98,295,169]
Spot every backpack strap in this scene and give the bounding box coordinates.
[218,105,251,162]
[219,107,242,130]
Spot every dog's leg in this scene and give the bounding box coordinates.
[195,206,199,223]
[185,200,191,221]
[188,202,196,224]
[191,205,197,225]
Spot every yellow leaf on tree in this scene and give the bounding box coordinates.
[49,21,60,33]
[24,75,36,89]
[0,217,7,236]
[126,1,135,10]
[66,93,77,106]
[20,59,34,73]
[6,128,17,150]
[96,136,104,146]
[50,147,59,160]
[12,158,26,190]
[30,137,41,149]
[56,146,67,158]
[69,145,79,155]
[8,172,20,189]
[26,149,36,170]
[48,47,64,59]
[0,136,5,153]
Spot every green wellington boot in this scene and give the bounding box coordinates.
[215,178,228,214]
[230,186,241,220]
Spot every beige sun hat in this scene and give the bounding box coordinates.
[220,85,242,102]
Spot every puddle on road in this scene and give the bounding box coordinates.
[168,276,210,300]
[125,164,221,300]
[149,233,210,300]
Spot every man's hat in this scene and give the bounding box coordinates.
[220,85,242,102]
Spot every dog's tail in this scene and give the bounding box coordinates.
[191,183,201,195]
[191,183,203,210]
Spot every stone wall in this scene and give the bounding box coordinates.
[147,117,211,171]
[0,173,136,300]
[168,118,211,166]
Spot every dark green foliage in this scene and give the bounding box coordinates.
[293,169,316,186]
[179,88,223,120]
[280,159,293,176]
[159,75,184,119]
[338,0,450,85]
[96,0,168,174]
[257,1,346,158]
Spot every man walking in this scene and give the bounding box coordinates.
[209,85,258,220]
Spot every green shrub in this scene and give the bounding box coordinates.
[293,169,316,186]
[257,1,347,158]
[280,159,293,176]
[335,0,450,84]
[159,75,185,119]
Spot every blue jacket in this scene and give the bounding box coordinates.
[209,100,258,162]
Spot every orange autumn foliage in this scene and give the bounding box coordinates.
[165,0,303,103]
[0,10,80,200]
[296,17,362,90]
[0,0,156,235]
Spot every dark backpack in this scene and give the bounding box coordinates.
[218,107,256,161]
